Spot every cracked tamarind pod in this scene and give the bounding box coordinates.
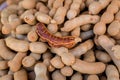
[36,22,81,48]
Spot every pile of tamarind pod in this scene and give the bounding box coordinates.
[0,0,120,80]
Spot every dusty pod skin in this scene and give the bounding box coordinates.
[93,0,120,35]
[71,27,80,37]
[23,13,36,25]
[8,14,21,30]
[48,64,55,72]
[8,70,14,75]
[8,52,27,72]
[0,74,13,80]
[67,0,82,19]
[5,36,29,52]
[29,42,48,54]
[53,6,67,24]
[2,24,12,34]
[1,5,18,24]
[95,50,111,63]
[49,0,64,17]
[109,37,116,45]
[100,12,114,24]
[21,9,36,25]
[34,62,49,80]
[42,52,55,72]
[30,53,41,61]
[47,0,55,9]
[51,47,75,66]
[36,12,52,24]
[106,0,120,14]
[47,23,58,34]
[87,75,99,80]
[98,35,120,72]
[14,69,28,80]
[16,24,32,34]
[43,52,55,72]
[88,0,111,14]
[0,61,8,70]
[106,65,119,80]
[64,0,72,11]
[81,24,92,31]
[21,0,36,9]
[50,55,64,69]
[93,21,106,35]
[80,30,94,41]
[20,9,36,19]
[71,72,83,80]
[27,28,38,42]
[42,52,53,67]
[22,56,36,67]
[61,15,100,32]
[70,39,94,58]
[71,59,106,74]
[80,1,86,11]
[0,39,15,60]
[52,70,66,80]
[36,2,49,14]
[60,66,73,77]
[115,10,120,21]
[107,20,120,39]
[111,45,120,60]
[83,50,95,62]
[112,31,120,40]
[54,32,62,37]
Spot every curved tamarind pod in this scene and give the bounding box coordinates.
[36,23,81,48]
